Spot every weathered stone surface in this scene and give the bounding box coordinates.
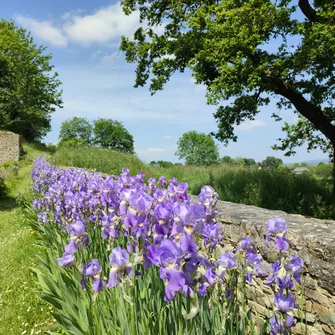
[199,198,335,333]
[322,324,335,334]
[292,323,324,335]
[213,200,335,295]
[0,131,21,165]
[313,303,335,325]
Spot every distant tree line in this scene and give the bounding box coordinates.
[59,117,134,154]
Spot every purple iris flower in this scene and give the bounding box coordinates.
[83,259,102,277]
[154,203,172,224]
[158,176,167,187]
[218,252,236,269]
[153,188,168,202]
[183,253,211,273]
[274,291,297,312]
[107,247,133,288]
[265,218,290,250]
[269,316,286,335]
[130,191,153,213]
[83,259,104,292]
[67,220,86,236]
[147,239,182,268]
[245,251,264,282]
[58,252,75,267]
[202,222,222,248]
[237,237,253,252]
[65,239,78,253]
[285,255,304,284]
[92,278,104,292]
[160,268,185,302]
[170,177,178,185]
[179,233,198,253]
[274,235,290,251]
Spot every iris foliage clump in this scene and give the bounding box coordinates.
[29,157,304,335]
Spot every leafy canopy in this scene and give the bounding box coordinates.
[0,19,62,140]
[261,156,283,169]
[59,117,92,144]
[175,131,219,165]
[93,118,134,154]
[120,0,335,160]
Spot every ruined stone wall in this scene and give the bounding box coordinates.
[215,200,335,335]
[0,131,21,165]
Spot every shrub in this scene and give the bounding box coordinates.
[0,175,6,199]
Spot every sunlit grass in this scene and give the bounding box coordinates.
[0,141,58,335]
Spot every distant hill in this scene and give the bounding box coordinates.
[285,159,329,167]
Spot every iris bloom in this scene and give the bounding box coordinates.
[107,247,133,288]
[83,259,104,292]
[265,218,290,251]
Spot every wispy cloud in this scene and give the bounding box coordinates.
[15,15,68,47]
[148,148,164,152]
[236,120,267,131]
[100,51,122,63]
[63,3,140,46]
[161,135,171,140]
[16,2,165,48]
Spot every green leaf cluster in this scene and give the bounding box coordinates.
[58,117,135,154]
[119,0,335,164]
[175,131,219,165]
[0,19,62,140]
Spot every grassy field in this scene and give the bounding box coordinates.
[0,141,56,335]
[53,146,335,219]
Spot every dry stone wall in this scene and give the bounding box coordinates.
[214,200,335,335]
[0,131,21,165]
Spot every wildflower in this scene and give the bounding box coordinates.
[265,218,290,251]
[107,247,133,288]
[57,253,75,267]
[83,259,104,292]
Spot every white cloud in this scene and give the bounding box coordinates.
[236,120,267,131]
[52,65,216,124]
[101,51,121,63]
[63,3,140,46]
[61,9,85,20]
[148,148,164,152]
[15,15,68,47]
[161,135,171,140]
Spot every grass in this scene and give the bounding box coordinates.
[52,145,146,176]
[51,146,335,219]
[0,141,56,335]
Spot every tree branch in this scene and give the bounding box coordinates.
[298,0,317,23]
[272,78,335,144]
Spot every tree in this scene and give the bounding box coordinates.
[243,158,256,167]
[93,118,134,153]
[0,20,62,140]
[232,157,245,167]
[221,156,233,164]
[120,0,335,193]
[175,131,219,165]
[59,117,92,144]
[261,156,283,169]
[157,160,174,168]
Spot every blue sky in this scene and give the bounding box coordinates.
[2,0,329,163]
